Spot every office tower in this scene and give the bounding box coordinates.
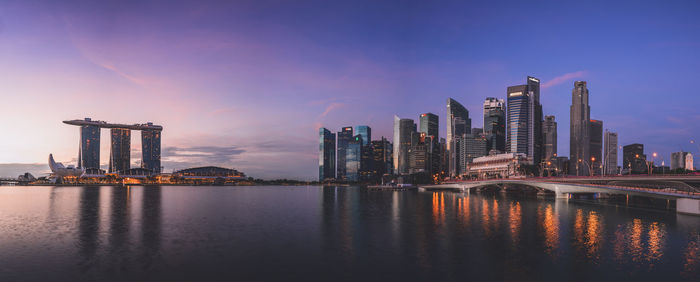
[371,138,392,177]
[419,113,439,140]
[336,126,353,180]
[447,98,471,177]
[409,132,428,173]
[543,115,557,161]
[483,97,506,153]
[589,119,603,175]
[623,143,646,174]
[355,125,371,147]
[393,116,416,174]
[109,128,131,173]
[671,152,694,170]
[439,138,447,176]
[471,128,483,135]
[570,81,591,175]
[604,130,618,175]
[79,121,101,169]
[319,127,336,181]
[141,128,162,173]
[346,135,363,182]
[506,76,541,164]
[459,133,487,174]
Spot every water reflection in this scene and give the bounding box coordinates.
[611,218,669,271]
[78,187,100,270]
[682,232,700,279]
[509,201,521,246]
[541,204,559,256]
[141,186,162,265]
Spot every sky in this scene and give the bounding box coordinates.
[1,0,700,179]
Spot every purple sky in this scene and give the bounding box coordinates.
[1,0,700,179]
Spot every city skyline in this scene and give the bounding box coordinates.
[2,0,700,180]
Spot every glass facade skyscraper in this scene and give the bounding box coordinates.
[109,128,131,173]
[604,130,618,175]
[393,116,416,174]
[336,126,353,180]
[346,135,363,182]
[142,129,162,173]
[589,119,603,175]
[79,123,101,169]
[419,113,439,140]
[505,77,541,165]
[446,98,470,177]
[319,127,336,181]
[355,126,371,147]
[483,97,505,153]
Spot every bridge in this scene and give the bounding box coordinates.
[421,175,700,216]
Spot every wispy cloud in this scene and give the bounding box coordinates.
[320,102,345,118]
[541,71,587,89]
[97,63,145,85]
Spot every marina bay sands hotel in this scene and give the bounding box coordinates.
[63,118,162,174]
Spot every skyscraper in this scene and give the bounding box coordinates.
[109,128,131,173]
[346,135,363,182]
[393,116,416,174]
[542,115,557,161]
[419,113,439,140]
[506,76,541,164]
[459,133,487,174]
[483,97,505,153]
[589,119,603,175]
[570,81,591,175]
[355,125,371,147]
[141,128,162,173]
[79,120,101,170]
[371,137,392,177]
[623,143,646,174]
[319,127,336,181]
[336,126,353,180]
[604,130,618,175]
[446,98,470,177]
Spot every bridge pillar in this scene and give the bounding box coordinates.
[555,192,569,199]
[677,198,700,216]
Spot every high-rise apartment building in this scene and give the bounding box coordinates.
[570,81,591,175]
[336,126,353,180]
[542,115,557,161]
[109,128,131,173]
[319,127,336,181]
[483,97,506,153]
[446,98,470,177]
[604,130,618,175]
[506,76,541,164]
[589,119,603,175]
[393,116,416,174]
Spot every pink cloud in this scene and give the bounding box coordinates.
[542,70,588,89]
[320,102,345,118]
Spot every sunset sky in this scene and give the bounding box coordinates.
[1,0,700,179]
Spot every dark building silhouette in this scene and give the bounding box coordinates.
[623,143,646,174]
[589,119,603,175]
[543,115,557,161]
[109,128,131,173]
[393,116,416,174]
[570,81,591,175]
[336,126,353,180]
[319,127,336,181]
[370,137,392,177]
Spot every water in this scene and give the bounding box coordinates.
[0,186,697,281]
